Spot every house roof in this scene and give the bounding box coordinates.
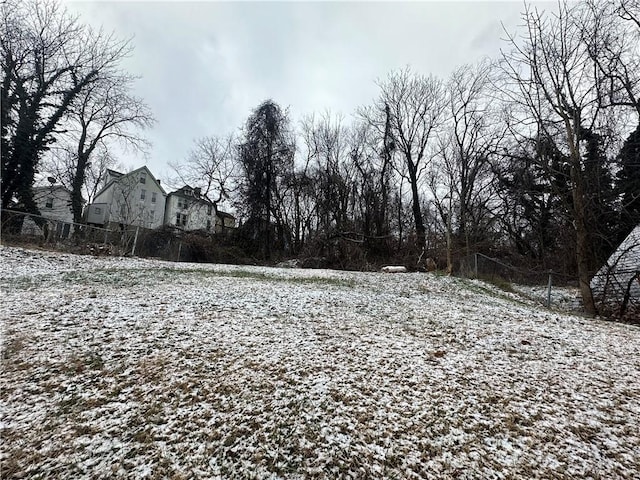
[591,224,640,302]
[94,165,167,199]
[105,168,124,179]
[216,210,235,220]
[32,185,86,204]
[168,185,213,204]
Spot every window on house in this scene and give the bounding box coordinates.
[140,174,146,184]
[45,198,53,209]
[140,189,146,200]
[151,192,157,203]
[176,212,188,227]
[207,205,213,215]
[206,219,211,231]
[94,207,102,215]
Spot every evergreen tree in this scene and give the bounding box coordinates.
[616,125,640,237]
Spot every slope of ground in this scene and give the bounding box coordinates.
[1,246,639,479]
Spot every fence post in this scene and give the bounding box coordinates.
[131,226,140,256]
[474,253,478,278]
[546,271,552,308]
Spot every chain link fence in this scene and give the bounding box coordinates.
[458,252,582,310]
[460,251,639,321]
[459,252,569,285]
[590,230,640,321]
[1,209,140,255]
[1,209,243,263]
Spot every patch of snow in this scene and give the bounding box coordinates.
[1,245,639,478]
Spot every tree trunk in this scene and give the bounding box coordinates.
[446,195,453,275]
[72,152,89,225]
[407,162,425,247]
[265,141,272,261]
[571,168,598,315]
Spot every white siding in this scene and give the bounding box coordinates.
[86,203,108,225]
[90,167,166,229]
[164,193,215,231]
[33,187,74,223]
[591,225,640,304]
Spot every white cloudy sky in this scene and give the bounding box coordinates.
[64,0,541,184]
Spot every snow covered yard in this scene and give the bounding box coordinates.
[1,246,639,479]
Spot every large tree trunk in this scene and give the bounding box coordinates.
[407,162,425,247]
[265,140,272,261]
[571,164,598,315]
[562,110,598,316]
[72,151,89,225]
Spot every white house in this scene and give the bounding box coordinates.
[164,185,216,231]
[32,185,75,223]
[21,185,78,238]
[590,225,640,313]
[215,210,236,233]
[85,166,167,229]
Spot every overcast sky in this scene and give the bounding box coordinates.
[64,0,539,185]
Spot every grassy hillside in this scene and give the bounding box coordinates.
[1,246,639,479]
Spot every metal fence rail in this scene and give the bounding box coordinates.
[459,252,569,285]
[460,251,639,320]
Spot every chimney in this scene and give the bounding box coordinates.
[157,179,161,185]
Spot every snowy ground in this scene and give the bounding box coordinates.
[1,245,639,479]
[511,283,584,313]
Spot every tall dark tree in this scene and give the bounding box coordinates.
[362,68,446,249]
[582,0,640,240]
[500,2,605,314]
[0,0,132,216]
[616,125,640,233]
[238,100,294,259]
[579,125,619,269]
[65,72,154,225]
[493,134,571,264]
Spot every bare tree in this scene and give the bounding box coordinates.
[349,117,394,244]
[65,72,154,225]
[500,2,607,314]
[300,112,355,241]
[170,134,239,207]
[582,0,640,116]
[361,68,446,248]
[0,0,134,217]
[42,143,121,206]
[445,62,503,255]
